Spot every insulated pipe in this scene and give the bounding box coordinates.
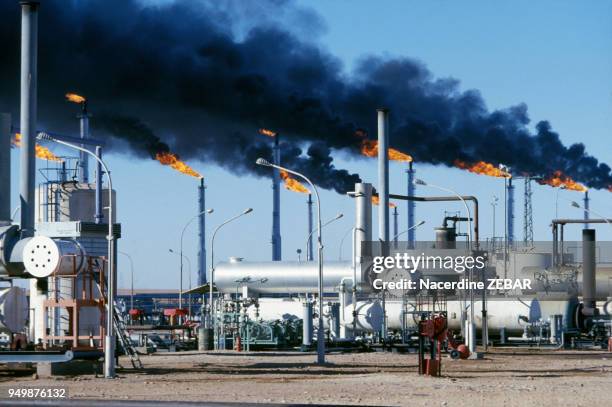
[381,193,480,247]
[198,178,206,285]
[353,183,373,262]
[0,113,10,223]
[582,229,596,316]
[271,135,281,261]
[377,108,390,244]
[302,301,313,347]
[20,1,39,238]
[78,104,89,183]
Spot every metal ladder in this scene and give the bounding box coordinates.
[113,304,143,369]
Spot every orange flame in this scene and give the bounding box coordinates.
[454,160,511,178]
[155,152,202,178]
[279,170,310,194]
[360,140,412,162]
[537,171,587,192]
[13,133,63,162]
[258,128,277,138]
[65,93,86,104]
[371,195,396,208]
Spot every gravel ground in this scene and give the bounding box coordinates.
[1,349,611,406]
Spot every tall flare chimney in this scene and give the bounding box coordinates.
[20,1,39,237]
[583,191,590,229]
[406,161,415,248]
[78,102,89,183]
[0,113,10,224]
[506,177,514,244]
[198,178,207,285]
[377,108,389,243]
[271,134,281,260]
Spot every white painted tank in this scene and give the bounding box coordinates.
[0,287,28,334]
[341,297,577,335]
[215,261,353,294]
[22,236,86,278]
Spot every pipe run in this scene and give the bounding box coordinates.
[377,193,480,247]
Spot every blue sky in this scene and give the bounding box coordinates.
[10,0,612,290]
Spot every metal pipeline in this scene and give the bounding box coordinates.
[582,229,596,316]
[271,134,281,261]
[198,178,206,285]
[378,193,480,247]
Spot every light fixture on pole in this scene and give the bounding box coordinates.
[179,208,213,310]
[414,178,477,355]
[38,131,117,378]
[392,220,426,240]
[305,213,343,257]
[257,157,326,365]
[570,201,611,226]
[209,207,253,349]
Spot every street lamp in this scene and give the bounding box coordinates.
[392,220,426,241]
[414,178,477,354]
[179,209,213,310]
[209,207,253,348]
[118,251,135,311]
[38,132,117,378]
[305,213,343,258]
[570,201,611,226]
[257,157,326,365]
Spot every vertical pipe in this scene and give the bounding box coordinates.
[302,301,313,349]
[407,161,415,248]
[94,146,103,224]
[20,1,39,237]
[198,178,207,285]
[583,191,589,229]
[377,108,390,243]
[0,113,10,223]
[271,135,281,260]
[78,104,89,183]
[582,229,596,316]
[507,177,514,244]
[307,194,313,261]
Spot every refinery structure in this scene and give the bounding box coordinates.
[0,1,611,406]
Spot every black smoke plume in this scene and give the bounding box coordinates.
[0,0,609,191]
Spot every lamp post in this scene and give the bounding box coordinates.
[570,201,611,226]
[38,132,117,378]
[392,220,426,241]
[257,157,326,365]
[209,208,253,349]
[305,213,342,258]
[414,178,477,354]
[118,251,134,311]
[179,209,213,310]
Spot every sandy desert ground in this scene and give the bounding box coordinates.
[0,348,611,406]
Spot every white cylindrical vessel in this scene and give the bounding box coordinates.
[22,236,86,278]
[215,261,353,294]
[0,287,28,334]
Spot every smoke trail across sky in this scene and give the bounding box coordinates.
[0,0,609,192]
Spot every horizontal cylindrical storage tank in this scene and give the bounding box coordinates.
[214,260,353,294]
[0,287,28,334]
[22,236,86,278]
[342,297,578,335]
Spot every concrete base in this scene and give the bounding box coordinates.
[37,360,102,377]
